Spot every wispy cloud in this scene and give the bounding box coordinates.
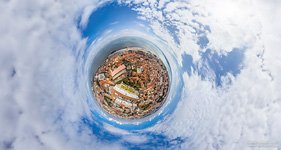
[0,0,281,149]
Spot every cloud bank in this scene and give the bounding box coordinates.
[1,0,281,149]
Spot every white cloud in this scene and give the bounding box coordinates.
[0,0,125,149]
[127,0,281,149]
[1,0,281,149]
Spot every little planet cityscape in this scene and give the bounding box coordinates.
[92,47,169,119]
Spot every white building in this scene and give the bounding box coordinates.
[112,83,139,100]
[97,73,105,80]
[115,98,137,110]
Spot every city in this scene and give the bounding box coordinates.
[92,47,169,119]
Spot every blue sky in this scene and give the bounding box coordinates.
[1,0,281,149]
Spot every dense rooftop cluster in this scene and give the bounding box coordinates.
[92,47,169,119]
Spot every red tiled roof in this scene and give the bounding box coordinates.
[100,80,114,85]
[111,64,126,77]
